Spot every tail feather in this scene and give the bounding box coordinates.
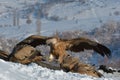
[0,50,9,61]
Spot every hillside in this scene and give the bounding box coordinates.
[0,0,120,80]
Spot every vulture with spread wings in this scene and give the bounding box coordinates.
[45,37,111,78]
[9,35,111,61]
[8,35,111,77]
[8,35,50,63]
[46,37,111,62]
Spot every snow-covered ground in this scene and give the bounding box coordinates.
[0,0,120,80]
[0,59,120,80]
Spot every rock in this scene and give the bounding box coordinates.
[98,65,116,73]
[118,70,120,73]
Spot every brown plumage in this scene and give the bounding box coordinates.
[8,35,49,64]
[65,38,111,58]
[9,35,111,58]
[15,35,48,47]
[60,54,103,77]
[9,45,43,64]
[8,35,49,61]
[0,50,9,61]
[46,37,111,77]
[46,37,111,61]
[8,35,111,77]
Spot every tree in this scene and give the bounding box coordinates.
[26,14,32,24]
[13,8,20,27]
[36,19,41,35]
[13,9,17,26]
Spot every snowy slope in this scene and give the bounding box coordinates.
[0,0,120,80]
[0,0,120,39]
[0,59,120,80]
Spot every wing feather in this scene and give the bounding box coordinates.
[64,38,111,58]
[9,35,49,59]
[17,35,49,47]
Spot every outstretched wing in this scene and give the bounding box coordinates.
[17,35,49,47]
[9,35,50,59]
[65,38,111,58]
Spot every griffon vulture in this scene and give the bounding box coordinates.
[8,35,111,77]
[46,37,111,77]
[9,35,111,60]
[46,37,111,62]
[8,35,49,64]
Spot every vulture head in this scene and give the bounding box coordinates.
[46,37,58,46]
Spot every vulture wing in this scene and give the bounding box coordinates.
[9,35,50,59]
[65,38,111,58]
[17,35,49,47]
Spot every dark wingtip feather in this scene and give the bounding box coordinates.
[97,44,111,58]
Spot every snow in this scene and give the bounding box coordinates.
[0,0,120,80]
[0,0,119,39]
[0,59,120,80]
